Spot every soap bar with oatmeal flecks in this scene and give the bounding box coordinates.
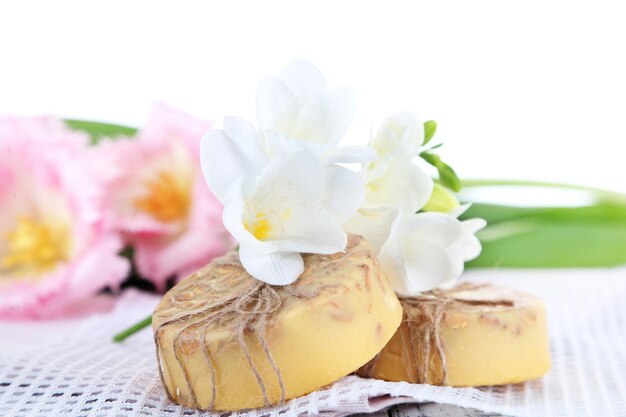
[358,283,551,386]
[152,235,402,411]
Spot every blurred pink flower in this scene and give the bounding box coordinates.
[0,116,130,319]
[101,105,234,289]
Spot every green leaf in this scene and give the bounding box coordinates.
[420,152,462,192]
[64,119,137,144]
[423,120,437,145]
[436,161,461,192]
[466,213,626,268]
[420,151,440,167]
[460,181,626,268]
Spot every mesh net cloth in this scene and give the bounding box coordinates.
[2,268,626,417]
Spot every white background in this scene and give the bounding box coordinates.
[1,1,625,193]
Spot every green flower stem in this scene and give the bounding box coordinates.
[113,316,152,342]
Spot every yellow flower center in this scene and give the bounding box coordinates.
[243,207,291,241]
[244,212,273,241]
[134,171,191,222]
[1,218,68,277]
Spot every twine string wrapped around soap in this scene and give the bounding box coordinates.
[153,252,321,409]
[361,282,514,385]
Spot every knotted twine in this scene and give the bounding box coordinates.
[359,282,514,385]
[152,252,322,410]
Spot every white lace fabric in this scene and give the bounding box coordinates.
[1,268,626,417]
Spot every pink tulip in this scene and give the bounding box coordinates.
[101,104,234,289]
[0,116,130,319]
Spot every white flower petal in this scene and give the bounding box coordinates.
[462,217,487,234]
[437,278,460,290]
[262,130,329,159]
[322,165,365,223]
[272,204,347,254]
[296,87,356,146]
[400,240,461,295]
[376,211,410,291]
[450,203,472,218]
[200,121,266,201]
[371,112,424,157]
[323,145,377,164]
[344,206,399,251]
[278,60,327,103]
[461,218,486,259]
[222,117,266,162]
[251,151,324,210]
[239,246,304,285]
[256,75,297,135]
[407,212,465,247]
[364,156,433,213]
[461,232,483,261]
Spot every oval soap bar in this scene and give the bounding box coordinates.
[153,235,402,411]
[358,283,551,386]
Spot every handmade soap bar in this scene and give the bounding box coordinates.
[153,235,402,411]
[358,283,551,386]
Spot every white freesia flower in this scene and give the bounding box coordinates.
[370,112,425,158]
[257,60,374,164]
[347,109,484,295]
[201,116,364,222]
[379,211,485,296]
[347,208,485,296]
[363,154,433,214]
[356,111,434,215]
[201,118,365,285]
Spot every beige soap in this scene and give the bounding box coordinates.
[358,283,551,386]
[153,235,402,411]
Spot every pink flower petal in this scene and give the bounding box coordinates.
[100,105,234,286]
[0,116,129,319]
